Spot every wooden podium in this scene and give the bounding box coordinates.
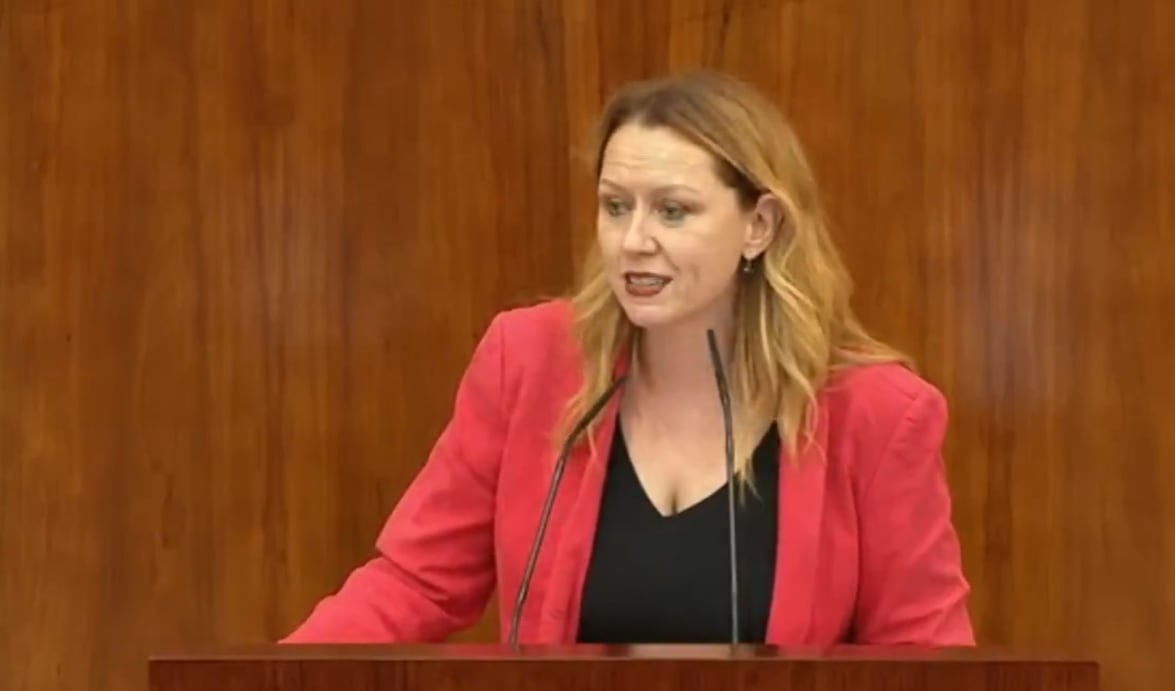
[148,644,1099,690]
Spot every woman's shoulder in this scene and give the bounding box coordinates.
[823,361,945,409]
[818,361,949,457]
[479,298,579,371]
[474,298,581,385]
[487,297,575,345]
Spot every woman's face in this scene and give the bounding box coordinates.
[596,123,773,331]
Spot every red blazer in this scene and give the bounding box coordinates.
[283,300,974,646]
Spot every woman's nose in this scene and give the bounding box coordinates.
[620,210,656,253]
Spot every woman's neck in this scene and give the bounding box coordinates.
[632,312,735,399]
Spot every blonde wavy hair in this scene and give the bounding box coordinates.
[556,70,910,479]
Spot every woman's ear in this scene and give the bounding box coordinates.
[744,193,784,260]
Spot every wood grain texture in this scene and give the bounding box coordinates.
[2,1,1172,691]
[0,0,570,688]
[146,645,1100,691]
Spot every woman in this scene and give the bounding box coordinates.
[283,71,974,646]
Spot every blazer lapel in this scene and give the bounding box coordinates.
[766,403,830,643]
[536,348,631,643]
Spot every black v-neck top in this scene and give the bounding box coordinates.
[576,421,782,644]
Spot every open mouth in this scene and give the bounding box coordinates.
[623,272,671,297]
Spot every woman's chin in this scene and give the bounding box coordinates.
[617,298,681,329]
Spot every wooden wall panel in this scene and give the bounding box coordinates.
[2,2,1172,691]
[0,0,570,688]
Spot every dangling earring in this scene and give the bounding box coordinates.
[741,256,754,275]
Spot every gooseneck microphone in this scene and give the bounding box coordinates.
[705,328,740,645]
[507,375,628,647]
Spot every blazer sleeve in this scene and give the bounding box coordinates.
[282,314,508,643]
[853,386,976,646]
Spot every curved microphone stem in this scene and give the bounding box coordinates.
[705,328,739,645]
[507,375,628,648]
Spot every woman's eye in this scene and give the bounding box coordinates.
[602,197,628,217]
[660,202,689,224]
